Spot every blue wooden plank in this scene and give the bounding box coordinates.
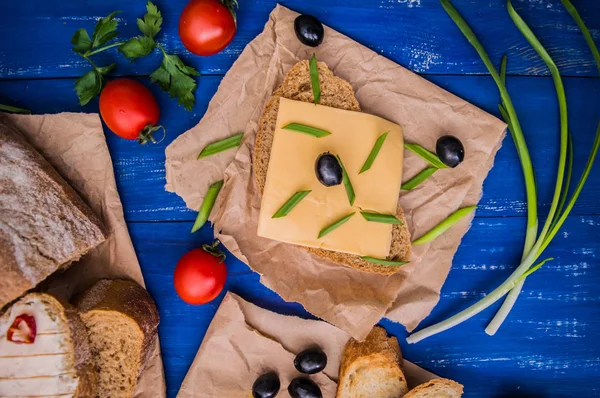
[131,215,600,397]
[1,74,599,221]
[0,0,599,79]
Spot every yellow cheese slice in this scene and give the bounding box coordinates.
[257,98,404,258]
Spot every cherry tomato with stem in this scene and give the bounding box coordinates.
[179,0,237,56]
[99,79,165,144]
[173,242,228,305]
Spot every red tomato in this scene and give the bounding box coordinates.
[99,79,162,144]
[179,0,236,56]
[173,246,227,305]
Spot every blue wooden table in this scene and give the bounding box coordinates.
[1,0,599,396]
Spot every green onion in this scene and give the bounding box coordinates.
[336,155,355,206]
[197,132,243,159]
[272,190,312,218]
[404,142,448,169]
[282,123,331,138]
[318,212,355,239]
[191,180,224,233]
[0,104,31,114]
[412,206,476,245]
[560,0,600,75]
[360,211,403,225]
[500,55,507,85]
[361,257,409,267]
[310,54,321,104]
[359,131,389,174]
[401,167,437,190]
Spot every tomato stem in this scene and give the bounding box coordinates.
[202,241,226,264]
[138,124,166,145]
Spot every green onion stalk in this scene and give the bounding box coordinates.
[407,0,600,344]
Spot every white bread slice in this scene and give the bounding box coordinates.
[74,279,159,398]
[403,378,464,397]
[0,293,97,397]
[336,326,408,398]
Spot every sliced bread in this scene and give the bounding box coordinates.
[336,326,409,398]
[253,60,411,275]
[403,379,464,398]
[74,279,159,398]
[0,293,97,397]
[0,119,106,309]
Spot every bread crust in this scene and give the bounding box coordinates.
[253,60,411,274]
[0,119,106,309]
[74,279,159,379]
[336,326,408,397]
[403,378,464,397]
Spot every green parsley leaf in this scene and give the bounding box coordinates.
[96,63,116,75]
[119,36,156,61]
[74,69,103,106]
[71,28,93,54]
[92,11,120,48]
[150,52,199,111]
[137,1,163,38]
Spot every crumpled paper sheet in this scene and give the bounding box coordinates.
[1,112,166,398]
[177,292,438,398]
[165,5,506,340]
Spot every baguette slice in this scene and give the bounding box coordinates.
[0,293,97,397]
[0,119,106,308]
[74,279,159,398]
[253,60,411,275]
[336,326,409,398]
[403,379,464,398]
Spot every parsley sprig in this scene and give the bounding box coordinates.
[71,2,199,110]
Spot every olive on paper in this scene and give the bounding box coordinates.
[436,135,465,168]
[288,377,323,398]
[252,372,280,398]
[294,347,327,374]
[294,14,324,47]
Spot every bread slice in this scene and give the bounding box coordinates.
[336,326,409,398]
[253,60,411,275]
[0,119,106,309]
[0,293,97,397]
[74,279,159,398]
[403,379,464,398]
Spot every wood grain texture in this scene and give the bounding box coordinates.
[1,74,598,221]
[0,0,598,79]
[132,216,600,398]
[1,0,600,396]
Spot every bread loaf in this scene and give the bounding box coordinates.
[253,60,411,274]
[0,293,97,397]
[0,119,106,308]
[336,326,409,398]
[74,279,159,398]
[403,378,464,397]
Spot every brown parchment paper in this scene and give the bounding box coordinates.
[177,292,438,398]
[165,5,507,340]
[1,112,166,398]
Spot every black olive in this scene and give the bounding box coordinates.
[294,348,327,374]
[436,135,465,168]
[252,372,280,398]
[288,377,323,398]
[294,14,324,47]
[315,153,342,187]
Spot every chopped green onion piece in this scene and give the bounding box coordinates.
[361,257,409,267]
[412,206,476,245]
[359,131,389,174]
[0,104,31,114]
[191,180,224,233]
[272,190,312,218]
[360,211,403,225]
[310,53,321,104]
[336,155,355,206]
[282,123,331,138]
[197,132,243,159]
[401,167,437,190]
[318,212,355,239]
[404,142,448,169]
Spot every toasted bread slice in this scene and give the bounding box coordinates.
[254,60,411,275]
[404,379,464,398]
[336,326,409,398]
